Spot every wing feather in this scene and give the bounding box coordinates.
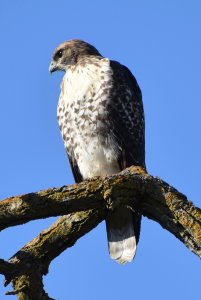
[109,60,146,170]
[67,151,84,183]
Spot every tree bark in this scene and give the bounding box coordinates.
[0,166,200,299]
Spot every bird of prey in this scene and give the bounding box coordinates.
[49,39,145,264]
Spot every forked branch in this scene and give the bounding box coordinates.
[0,166,200,299]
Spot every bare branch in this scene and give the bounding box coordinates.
[0,259,16,277]
[0,166,200,299]
[8,210,104,300]
[0,166,200,257]
[0,180,104,231]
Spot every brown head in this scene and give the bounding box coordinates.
[49,39,102,73]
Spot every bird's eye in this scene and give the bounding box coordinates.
[57,50,63,58]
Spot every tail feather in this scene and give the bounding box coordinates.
[106,206,141,264]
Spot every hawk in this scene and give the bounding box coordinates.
[49,39,145,264]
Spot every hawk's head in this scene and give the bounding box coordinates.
[49,39,101,73]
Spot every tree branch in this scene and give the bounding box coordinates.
[0,166,200,299]
[0,179,104,231]
[7,210,104,300]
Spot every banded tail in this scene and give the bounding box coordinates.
[106,206,141,264]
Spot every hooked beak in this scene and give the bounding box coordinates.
[49,60,58,73]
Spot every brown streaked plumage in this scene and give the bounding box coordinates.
[49,39,102,73]
[49,39,145,264]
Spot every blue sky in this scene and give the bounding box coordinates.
[0,1,201,299]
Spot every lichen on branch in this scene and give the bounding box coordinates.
[0,166,200,299]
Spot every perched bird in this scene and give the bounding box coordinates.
[49,39,145,264]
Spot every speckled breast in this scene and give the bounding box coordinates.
[57,58,120,179]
